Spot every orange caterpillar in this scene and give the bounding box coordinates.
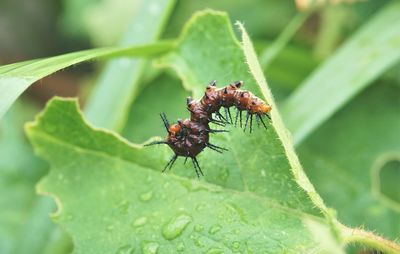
[146,81,272,177]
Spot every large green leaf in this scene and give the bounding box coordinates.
[298,83,400,241]
[26,11,346,253]
[281,1,400,145]
[84,0,176,131]
[0,42,173,120]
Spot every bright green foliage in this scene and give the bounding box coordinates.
[84,0,176,131]
[1,2,398,253]
[0,42,173,120]
[26,11,343,253]
[156,11,319,214]
[0,102,71,254]
[298,83,400,240]
[28,97,330,254]
[121,74,190,143]
[281,1,400,144]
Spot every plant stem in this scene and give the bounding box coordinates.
[340,224,400,254]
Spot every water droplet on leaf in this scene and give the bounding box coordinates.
[218,168,229,182]
[205,247,224,254]
[208,224,222,235]
[232,241,240,249]
[162,214,192,240]
[194,224,204,232]
[132,216,148,227]
[115,244,135,254]
[176,242,185,252]
[107,225,114,232]
[142,241,159,254]
[139,191,153,202]
[118,200,130,214]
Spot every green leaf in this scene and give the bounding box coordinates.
[0,41,173,121]
[28,97,333,253]
[281,1,400,145]
[298,83,400,241]
[121,73,190,143]
[26,11,345,253]
[156,10,329,219]
[84,0,177,131]
[0,101,71,254]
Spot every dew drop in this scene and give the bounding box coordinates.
[107,224,114,232]
[118,200,130,214]
[193,238,204,247]
[162,214,192,240]
[195,203,207,211]
[142,241,159,254]
[115,244,135,254]
[206,247,224,254]
[132,216,148,227]
[218,167,229,182]
[208,224,222,235]
[194,224,204,232]
[232,241,240,249]
[176,242,185,252]
[139,191,153,202]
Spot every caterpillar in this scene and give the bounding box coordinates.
[145,80,272,177]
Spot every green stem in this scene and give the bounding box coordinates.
[340,224,400,254]
[259,8,313,68]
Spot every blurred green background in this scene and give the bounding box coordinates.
[0,0,398,253]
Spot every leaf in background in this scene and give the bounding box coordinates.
[0,101,72,254]
[121,73,189,143]
[26,11,345,253]
[298,83,400,241]
[0,41,173,120]
[164,0,296,39]
[281,1,400,145]
[84,0,177,131]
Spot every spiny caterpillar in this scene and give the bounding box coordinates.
[145,80,272,177]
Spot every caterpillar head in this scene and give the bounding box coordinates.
[168,123,182,136]
[249,98,272,115]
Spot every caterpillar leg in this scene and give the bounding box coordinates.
[208,129,229,133]
[160,112,170,133]
[144,141,168,146]
[210,117,226,127]
[191,157,204,178]
[255,114,261,128]
[162,154,178,173]
[250,114,253,133]
[239,110,243,128]
[206,143,228,153]
[224,107,233,124]
[215,111,228,123]
[234,109,240,127]
[244,111,250,132]
[257,114,268,130]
